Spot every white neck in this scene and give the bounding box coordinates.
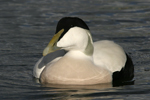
[65,50,93,60]
[57,27,94,56]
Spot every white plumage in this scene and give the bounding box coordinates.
[93,40,126,72]
[33,17,134,85]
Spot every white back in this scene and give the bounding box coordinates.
[93,40,126,72]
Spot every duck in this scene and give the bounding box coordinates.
[33,17,134,85]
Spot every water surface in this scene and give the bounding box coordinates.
[0,0,150,99]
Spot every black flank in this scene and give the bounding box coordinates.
[112,53,134,86]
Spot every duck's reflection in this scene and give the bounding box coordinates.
[33,77,134,99]
[41,83,113,100]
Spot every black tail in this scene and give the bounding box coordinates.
[112,54,134,86]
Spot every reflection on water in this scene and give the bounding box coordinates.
[0,0,150,99]
[40,84,113,100]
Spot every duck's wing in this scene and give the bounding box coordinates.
[93,40,126,72]
[93,40,134,84]
[33,50,66,78]
[39,50,66,68]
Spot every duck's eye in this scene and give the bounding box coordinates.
[70,24,74,27]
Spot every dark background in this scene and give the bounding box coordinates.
[0,0,150,99]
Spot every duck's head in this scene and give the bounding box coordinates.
[43,17,94,56]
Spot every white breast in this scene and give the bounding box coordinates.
[40,51,112,85]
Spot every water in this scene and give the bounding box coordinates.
[0,0,150,99]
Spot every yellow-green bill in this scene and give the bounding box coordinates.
[43,29,64,56]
